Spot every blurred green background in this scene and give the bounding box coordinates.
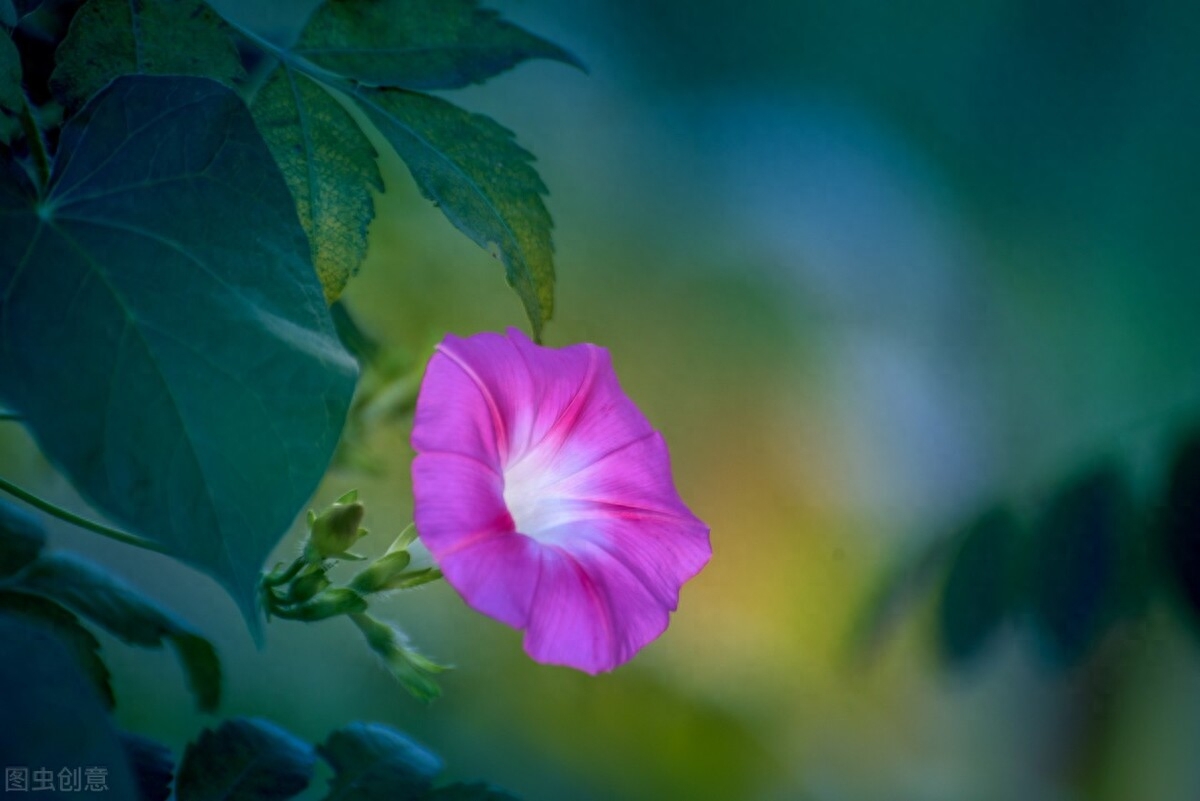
[6,0,1200,798]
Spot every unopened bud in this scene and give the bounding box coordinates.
[305,491,368,560]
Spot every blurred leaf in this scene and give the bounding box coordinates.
[1161,430,1200,632]
[50,0,243,111]
[0,76,358,630]
[316,722,443,801]
[330,300,382,365]
[1025,462,1130,668]
[0,615,138,794]
[0,590,113,707]
[14,551,221,711]
[0,0,15,27]
[1,27,20,112]
[937,507,1020,668]
[354,87,555,336]
[0,496,45,578]
[121,731,176,801]
[252,64,382,302]
[177,718,314,801]
[423,785,520,801]
[293,0,582,90]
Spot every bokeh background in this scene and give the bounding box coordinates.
[5,0,1200,798]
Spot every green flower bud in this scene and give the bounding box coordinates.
[350,613,448,702]
[349,550,412,595]
[286,588,368,621]
[287,566,331,603]
[305,492,368,561]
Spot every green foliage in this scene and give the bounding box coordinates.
[0,1,15,28]
[11,551,222,710]
[0,496,45,577]
[252,64,382,303]
[317,722,443,799]
[293,0,583,90]
[351,612,447,702]
[0,616,139,795]
[1025,463,1131,667]
[936,507,1019,667]
[355,87,556,335]
[176,718,316,801]
[0,75,358,627]
[1160,431,1200,629]
[121,731,176,801]
[0,590,114,706]
[50,0,243,112]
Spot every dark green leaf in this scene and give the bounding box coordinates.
[330,300,382,365]
[354,88,554,335]
[0,1,16,27]
[177,718,315,801]
[423,784,521,801]
[0,590,113,707]
[1025,462,1129,668]
[293,0,582,90]
[252,64,382,302]
[1161,430,1200,632]
[317,722,443,800]
[0,28,20,114]
[0,76,358,630]
[121,731,176,801]
[0,615,138,795]
[936,507,1020,668]
[0,496,46,577]
[50,0,244,111]
[14,551,221,710]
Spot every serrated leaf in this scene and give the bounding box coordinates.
[14,552,221,711]
[252,65,382,302]
[0,76,358,632]
[121,731,176,801]
[1025,462,1129,667]
[1161,430,1200,632]
[0,497,46,577]
[0,615,138,794]
[1,28,20,114]
[293,0,582,90]
[317,722,443,800]
[177,718,314,801]
[936,507,1020,668]
[0,590,114,707]
[353,88,554,335]
[50,0,244,112]
[423,784,521,801]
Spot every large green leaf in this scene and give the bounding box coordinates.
[0,590,114,707]
[0,496,45,578]
[50,0,244,111]
[1025,463,1129,667]
[293,0,582,90]
[252,64,382,302]
[0,616,138,795]
[0,1,16,27]
[176,718,314,801]
[936,507,1020,668]
[316,722,443,800]
[0,75,358,630]
[355,87,555,334]
[14,552,221,710]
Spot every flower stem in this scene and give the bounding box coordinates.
[0,476,168,554]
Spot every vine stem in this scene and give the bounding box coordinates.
[0,476,169,555]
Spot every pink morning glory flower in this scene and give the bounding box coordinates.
[411,328,711,674]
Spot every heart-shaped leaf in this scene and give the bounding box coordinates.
[0,75,358,632]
